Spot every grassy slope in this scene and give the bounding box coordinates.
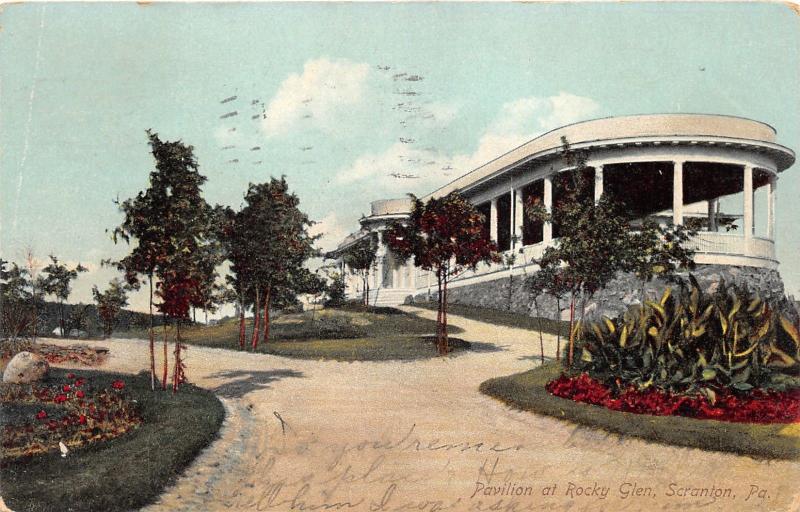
[412,301,570,338]
[116,307,473,361]
[480,362,800,460]
[2,368,225,512]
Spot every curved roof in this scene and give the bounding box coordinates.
[369,198,412,217]
[426,114,795,199]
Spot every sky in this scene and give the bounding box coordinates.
[1,1,799,312]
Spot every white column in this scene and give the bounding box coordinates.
[707,198,718,232]
[743,164,753,239]
[543,174,553,244]
[594,165,604,203]
[374,231,384,290]
[673,160,684,226]
[767,174,777,239]
[490,198,499,243]
[508,190,515,250]
[514,187,524,247]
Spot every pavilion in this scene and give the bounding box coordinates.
[331,114,795,307]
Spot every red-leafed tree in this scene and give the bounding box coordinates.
[386,193,500,355]
[156,273,198,392]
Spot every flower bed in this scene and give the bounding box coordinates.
[546,373,800,424]
[33,343,109,366]
[1,372,141,462]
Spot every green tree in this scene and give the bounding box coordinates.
[236,177,319,350]
[341,233,378,305]
[628,218,698,300]
[386,192,500,355]
[216,204,255,349]
[525,138,634,365]
[113,130,216,391]
[525,263,569,363]
[0,260,35,340]
[92,278,130,337]
[525,137,697,366]
[41,255,88,338]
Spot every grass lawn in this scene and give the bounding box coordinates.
[480,362,800,460]
[1,368,225,512]
[115,306,486,361]
[412,301,570,338]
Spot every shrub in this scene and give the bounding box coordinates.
[571,276,800,395]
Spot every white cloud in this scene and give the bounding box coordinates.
[333,92,599,194]
[262,58,371,137]
[451,92,600,173]
[334,142,451,194]
[309,212,353,253]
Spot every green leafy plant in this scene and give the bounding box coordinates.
[572,276,800,395]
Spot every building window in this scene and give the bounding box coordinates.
[496,193,511,251]
[521,180,544,245]
[553,167,595,238]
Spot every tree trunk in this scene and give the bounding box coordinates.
[162,319,169,391]
[435,271,443,352]
[148,276,156,391]
[555,298,561,361]
[567,293,576,366]
[263,286,271,344]
[534,298,545,364]
[173,321,181,393]
[251,288,261,351]
[442,275,449,355]
[238,303,246,350]
[238,285,246,349]
[59,300,65,337]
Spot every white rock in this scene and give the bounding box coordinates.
[2,351,49,384]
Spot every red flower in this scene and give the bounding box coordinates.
[74,378,86,387]
[62,384,72,392]
[78,414,87,425]
[54,394,68,404]
[111,380,125,390]
[75,390,85,399]
[66,373,76,379]
[36,410,47,420]
[546,374,800,424]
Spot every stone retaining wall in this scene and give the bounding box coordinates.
[411,264,788,321]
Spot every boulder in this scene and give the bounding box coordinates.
[3,351,49,384]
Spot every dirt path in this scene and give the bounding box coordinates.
[41,307,799,512]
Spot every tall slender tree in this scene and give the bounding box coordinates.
[524,137,696,366]
[236,177,319,350]
[386,193,500,354]
[92,278,130,338]
[41,256,87,338]
[112,130,216,391]
[341,233,378,306]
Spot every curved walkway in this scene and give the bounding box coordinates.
[42,307,799,511]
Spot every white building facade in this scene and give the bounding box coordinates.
[331,114,795,307]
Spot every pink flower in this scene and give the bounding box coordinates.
[111,380,125,390]
[62,384,71,392]
[36,410,47,420]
